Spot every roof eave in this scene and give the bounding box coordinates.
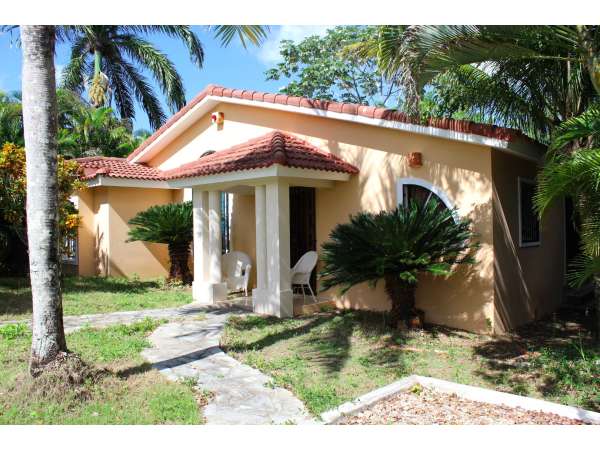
[129,94,543,165]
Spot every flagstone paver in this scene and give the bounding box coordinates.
[141,312,315,425]
[1,302,313,424]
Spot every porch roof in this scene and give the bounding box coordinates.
[162,131,358,179]
[76,130,358,185]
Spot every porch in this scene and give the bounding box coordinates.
[216,294,337,316]
[167,131,358,317]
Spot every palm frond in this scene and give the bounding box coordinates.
[209,25,269,49]
[117,35,186,112]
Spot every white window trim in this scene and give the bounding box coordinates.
[518,177,541,248]
[396,177,459,222]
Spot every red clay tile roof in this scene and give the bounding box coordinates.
[76,156,163,181]
[77,131,358,183]
[126,84,535,162]
[162,131,358,179]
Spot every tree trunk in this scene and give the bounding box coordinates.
[594,275,600,342]
[168,241,192,285]
[384,274,416,326]
[20,25,67,374]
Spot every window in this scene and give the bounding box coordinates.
[62,235,78,265]
[397,178,455,217]
[402,183,448,213]
[221,192,231,253]
[518,178,540,247]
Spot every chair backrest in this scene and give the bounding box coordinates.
[222,251,252,277]
[291,250,318,275]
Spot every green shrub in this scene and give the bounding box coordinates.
[0,323,29,340]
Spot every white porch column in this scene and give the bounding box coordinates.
[252,185,267,306]
[254,179,293,317]
[192,187,209,302]
[206,190,227,302]
[192,188,226,303]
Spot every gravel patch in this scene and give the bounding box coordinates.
[337,386,586,425]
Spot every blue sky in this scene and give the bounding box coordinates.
[0,25,331,131]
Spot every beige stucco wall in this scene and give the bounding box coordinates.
[491,150,565,333]
[171,103,496,333]
[77,186,182,278]
[76,100,565,334]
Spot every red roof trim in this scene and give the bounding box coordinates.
[127,84,535,163]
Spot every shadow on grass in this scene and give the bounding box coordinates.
[225,310,420,376]
[472,307,600,412]
[0,276,164,319]
[62,277,160,295]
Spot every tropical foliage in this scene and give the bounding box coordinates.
[58,106,146,158]
[535,104,600,339]
[320,200,478,326]
[0,91,23,147]
[0,143,84,268]
[59,26,268,129]
[364,25,600,142]
[127,202,193,284]
[266,26,402,107]
[0,88,147,158]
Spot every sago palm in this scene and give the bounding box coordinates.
[367,25,600,143]
[59,26,268,130]
[535,104,600,339]
[319,200,478,327]
[127,201,193,285]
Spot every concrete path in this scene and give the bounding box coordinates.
[141,312,314,425]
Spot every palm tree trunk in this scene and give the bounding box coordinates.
[384,274,416,326]
[167,241,192,285]
[20,25,67,374]
[94,50,102,77]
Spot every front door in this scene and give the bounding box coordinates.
[289,187,317,290]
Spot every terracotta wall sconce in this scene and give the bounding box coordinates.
[408,151,423,168]
[211,111,225,130]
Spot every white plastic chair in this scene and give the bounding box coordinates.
[291,250,318,302]
[222,251,252,296]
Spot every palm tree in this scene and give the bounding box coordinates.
[535,104,600,340]
[127,202,193,284]
[0,91,23,146]
[58,105,139,158]
[368,25,600,143]
[59,26,268,130]
[319,200,478,327]
[20,25,68,373]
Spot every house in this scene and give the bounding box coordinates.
[74,84,565,334]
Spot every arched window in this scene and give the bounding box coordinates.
[396,177,456,218]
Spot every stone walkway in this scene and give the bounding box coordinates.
[141,311,314,425]
[2,303,314,424]
[0,302,250,333]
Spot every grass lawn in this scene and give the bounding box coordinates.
[0,318,205,424]
[221,310,600,416]
[0,276,192,322]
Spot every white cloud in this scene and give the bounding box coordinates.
[256,25,333,65]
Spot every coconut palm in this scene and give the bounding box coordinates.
[59,26,268,130]
[535,104,600,340]
[127,202,193,285]
[319,200,478,326]
[367,25,600,143]
[20,25,68,372]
